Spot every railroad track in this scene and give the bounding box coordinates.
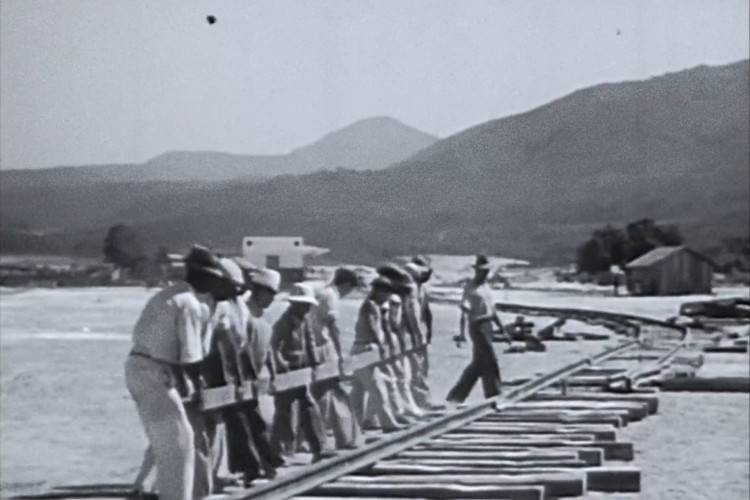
[19,304,687,500]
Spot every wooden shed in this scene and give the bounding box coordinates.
[624,246,714,296]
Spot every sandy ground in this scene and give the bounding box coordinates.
[1,285,749,498]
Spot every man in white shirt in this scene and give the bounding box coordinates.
[308,268,362,449]
[446,254,509,403]
[125,245,233,500]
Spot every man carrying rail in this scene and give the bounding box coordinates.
[308,267,363,449]
[350,276,405,432]
[270,284,334,462]
[125,245,232,500]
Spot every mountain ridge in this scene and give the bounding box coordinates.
[1,60,747,265]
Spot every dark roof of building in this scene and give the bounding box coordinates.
[625,246,715,269]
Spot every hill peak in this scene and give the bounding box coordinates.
[287,116,438,171]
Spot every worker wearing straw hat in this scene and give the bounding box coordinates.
[446,254,510,403]
[126,245,232,500]
[215,265,284,487]
[270,284,333,462]
[200,257,266,491]
[350,276,404,432]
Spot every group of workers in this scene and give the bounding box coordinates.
[125,247,506,500]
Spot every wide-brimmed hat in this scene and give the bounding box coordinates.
[218,257,246,288]
[377,263,413,284]
[332,267,359,287]
[412,255,431,268]
[404,262,429,280]
[249,268,281,294]
[371,276,396,292]
[472,254,492,270]
[233,257,258,274]
[183,245,226,278]
[287,283,318,305]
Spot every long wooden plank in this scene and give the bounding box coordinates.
[352,466,640,493]
[401,440,633,461]
[530,392,659,414]
[511,401,648,421]
[486,412,626,428]
[447,423,619,440]
[424,433,597,444]
[328,472,586,498]
[307,483,546,500]
[366,460,590,474]
[202,346,428,411]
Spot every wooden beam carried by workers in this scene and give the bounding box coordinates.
[200,345,427,411]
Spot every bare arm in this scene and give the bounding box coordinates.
[328,321,344,360]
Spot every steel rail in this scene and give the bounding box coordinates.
[495,302,688,335]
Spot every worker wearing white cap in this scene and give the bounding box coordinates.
[199,257,252,492]
[217,265,284,487]
[270,284,333,462]
[126,245,232,500]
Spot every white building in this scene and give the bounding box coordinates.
[241,236,329,282]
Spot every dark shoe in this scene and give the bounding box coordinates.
[312,450,337,463]
[213,476,240,492]
[381,424,405,433]
[395,414,414,425]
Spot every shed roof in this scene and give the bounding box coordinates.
[625,246,714,269]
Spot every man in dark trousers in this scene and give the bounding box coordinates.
[270,284,333,462]
[201,261,283,488]
[446,254,510,403]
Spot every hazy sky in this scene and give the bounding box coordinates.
[1,0,748,170]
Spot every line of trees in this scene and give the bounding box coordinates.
[576,218,684,275]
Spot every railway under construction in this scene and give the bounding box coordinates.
[18,300,746,500]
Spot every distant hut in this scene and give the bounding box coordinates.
[624,246,714,296]
[241,236,329,284]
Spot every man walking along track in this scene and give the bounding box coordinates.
[446,254,512,404]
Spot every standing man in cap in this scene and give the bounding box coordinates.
[308,268,362,449]
[350,276,404,432]
[446,254,509,403]
[270,284,333,462]
[125,245,231,500]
